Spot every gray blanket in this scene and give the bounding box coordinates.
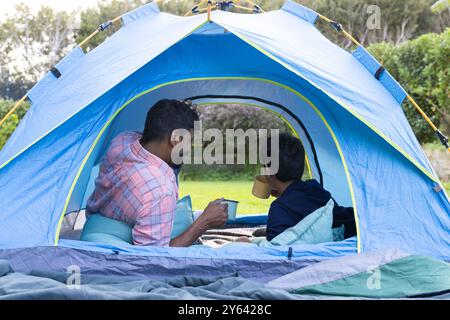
[0,259,298,300]
[2,255,449,300]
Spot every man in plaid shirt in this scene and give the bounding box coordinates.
[86,99,228,247]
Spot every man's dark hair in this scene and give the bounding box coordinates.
[141,99,199,143]
[267,133,305,182]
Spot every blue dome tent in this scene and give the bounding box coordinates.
[0,1,449,292]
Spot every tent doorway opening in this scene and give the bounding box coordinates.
[59,78,355,244]
[178,99,314,215]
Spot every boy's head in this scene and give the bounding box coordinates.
[266,133,305,195]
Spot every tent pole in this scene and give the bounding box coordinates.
[184,0,209,16]
[406,95,450,152]
[317,14,361,46]
[232,4,258,13]
[78,15,123,49]
[240,0,265,13]
[317,14,449,152]
[78,30,100,48]
[187,0,264,16]
[207,1,212,21]
[0,95,28,127]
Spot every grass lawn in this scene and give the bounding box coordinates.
[180,180,450,215]
[178,180,273,215]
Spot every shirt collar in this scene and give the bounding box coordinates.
[280,179,306,196]
[130,137,175,179]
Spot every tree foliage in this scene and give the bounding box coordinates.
[300,0,448,48]
[0,4,76,99]
[77,0,147,50]
[0,99,30,150]
[199,104,289,133]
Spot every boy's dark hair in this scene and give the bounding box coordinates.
[267,133,305,182]
[141,99,199,143]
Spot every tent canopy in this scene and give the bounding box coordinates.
[0,1,448,261]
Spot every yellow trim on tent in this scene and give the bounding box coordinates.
[210,18,438,184]
[54,76,361,253]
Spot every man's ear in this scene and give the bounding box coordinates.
[169,131,179,147]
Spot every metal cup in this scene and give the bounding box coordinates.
[221,199,239,222]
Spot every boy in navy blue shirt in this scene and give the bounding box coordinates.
[264,134,356,241]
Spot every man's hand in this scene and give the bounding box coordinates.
[169,198,228,247]
[198,198,228,229]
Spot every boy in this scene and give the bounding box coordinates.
[265,133,356,241]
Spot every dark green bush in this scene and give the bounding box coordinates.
[368,29,449,143]
[0,99,30,150]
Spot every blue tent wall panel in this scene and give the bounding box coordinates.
[28,47,85,103]
[317,92,450,260]
[0,103,108,247]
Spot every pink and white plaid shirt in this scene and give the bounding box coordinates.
[86,131,178,246]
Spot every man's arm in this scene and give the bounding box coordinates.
[169,216,209,247]
[170,199,228,247]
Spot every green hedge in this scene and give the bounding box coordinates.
[0,99,30,150]
[368,29,450,143]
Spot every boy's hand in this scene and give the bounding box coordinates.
[199,198,228,229]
